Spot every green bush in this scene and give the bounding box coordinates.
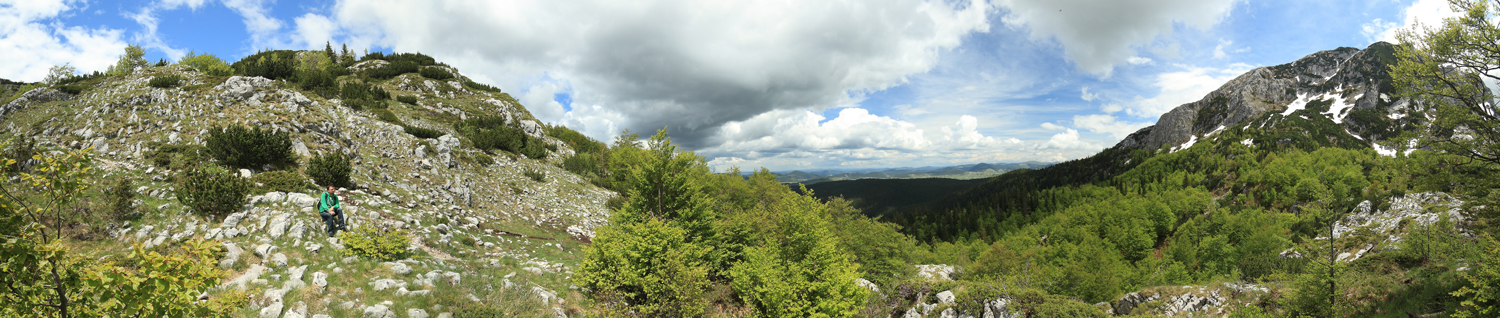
[232,50,296,80]
[406,126,444,139]
[175,164,251,220]
[338,227,410,261]
[1453,236,1500,318]
[362,52,438,66]
[397,95,417,104]
[294,69,335,91]
[251,170,314,193]
[178,51,233,76]
[55,84,86,94]
[3,136,36,174]
[344,98,383,111]
[462,80,503,93]
[205,125,298,170]
[579,218,712,317]
[147,143,207,170]
[727,187,868,317]
[419,67,454,80]
[364,61,419,80]
[546,124,604,154]
[562,152,600,177]
[148,75,182,88]
[455,116,548,159]
[306,153,352,188]
[523,168,546,183]
[106,178,138,221]
[339,81,389,101]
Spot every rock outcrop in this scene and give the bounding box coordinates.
[1114,42,1409,152]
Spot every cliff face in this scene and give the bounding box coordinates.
[1115,42,1409,151]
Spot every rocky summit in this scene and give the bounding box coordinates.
[1115,42,1411,153]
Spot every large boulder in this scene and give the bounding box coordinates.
[287,193,319,208]
[362,304,396,318]
[216,76,275,103]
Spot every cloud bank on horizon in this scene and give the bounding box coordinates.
[0,0,1459,171]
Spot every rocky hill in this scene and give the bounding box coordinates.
[1115,41,1409,153]
[1,57,610,317]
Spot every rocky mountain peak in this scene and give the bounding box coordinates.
[1114,41,1407,152]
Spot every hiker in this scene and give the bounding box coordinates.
[320,185,347,237]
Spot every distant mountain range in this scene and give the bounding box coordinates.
[768,161,1053,184]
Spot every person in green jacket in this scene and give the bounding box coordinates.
[319,185,347,237]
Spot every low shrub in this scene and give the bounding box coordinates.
[524,168,546,183]
[339,81,389,101]
[106,178,138,221]
[252,170,314,193]
[405,126,444,139]
[361,52,438,66]
[294,69,335,91]
[372,109,444,139]
[148,75,182,88]
[396,95,417,104]
[419,67,454,80]
[3,136,36,174]
[306,153,352,188]
[546,124,605,154]
[363,61,419,80]
[175,164,252,220]
[232,50,297,80]
[178,51,233,76]
[562,152,601,177]
[454,116,548,159]
[343,98,384,111]
[338,226,410,261]
[462,80,503,93]
[55,84,86,95]
[147,143,207,170]
[205,125,298,170]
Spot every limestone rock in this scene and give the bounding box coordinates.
[285,302,308,318]
[217,76,275,102]
[312,272,329,288]
[915,264,956,281]
[268,214,291,238]
[855,278,880,294]
[287,193,319,208]
[268,253,288,267]
[518,120,546,140]
[264,191,286,203]
[388,262,413,275]
[258,302,283,318]
[408,309,429,318]
[937,290,955,305]
[223,264,267,290]
[255,244,278,259]
[363,304,396,318]
[220,242,243,268]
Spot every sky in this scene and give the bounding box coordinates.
[0,0,1461,171]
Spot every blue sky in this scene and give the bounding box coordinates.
[0,0,1454,171]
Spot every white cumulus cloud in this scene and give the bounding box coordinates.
[993,0,1242,76]
[1072,113,1151,140]
[328,0,994,147]
[0,0,127,81]
[1124,63,1253,118]
[1368,0,1460,43]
